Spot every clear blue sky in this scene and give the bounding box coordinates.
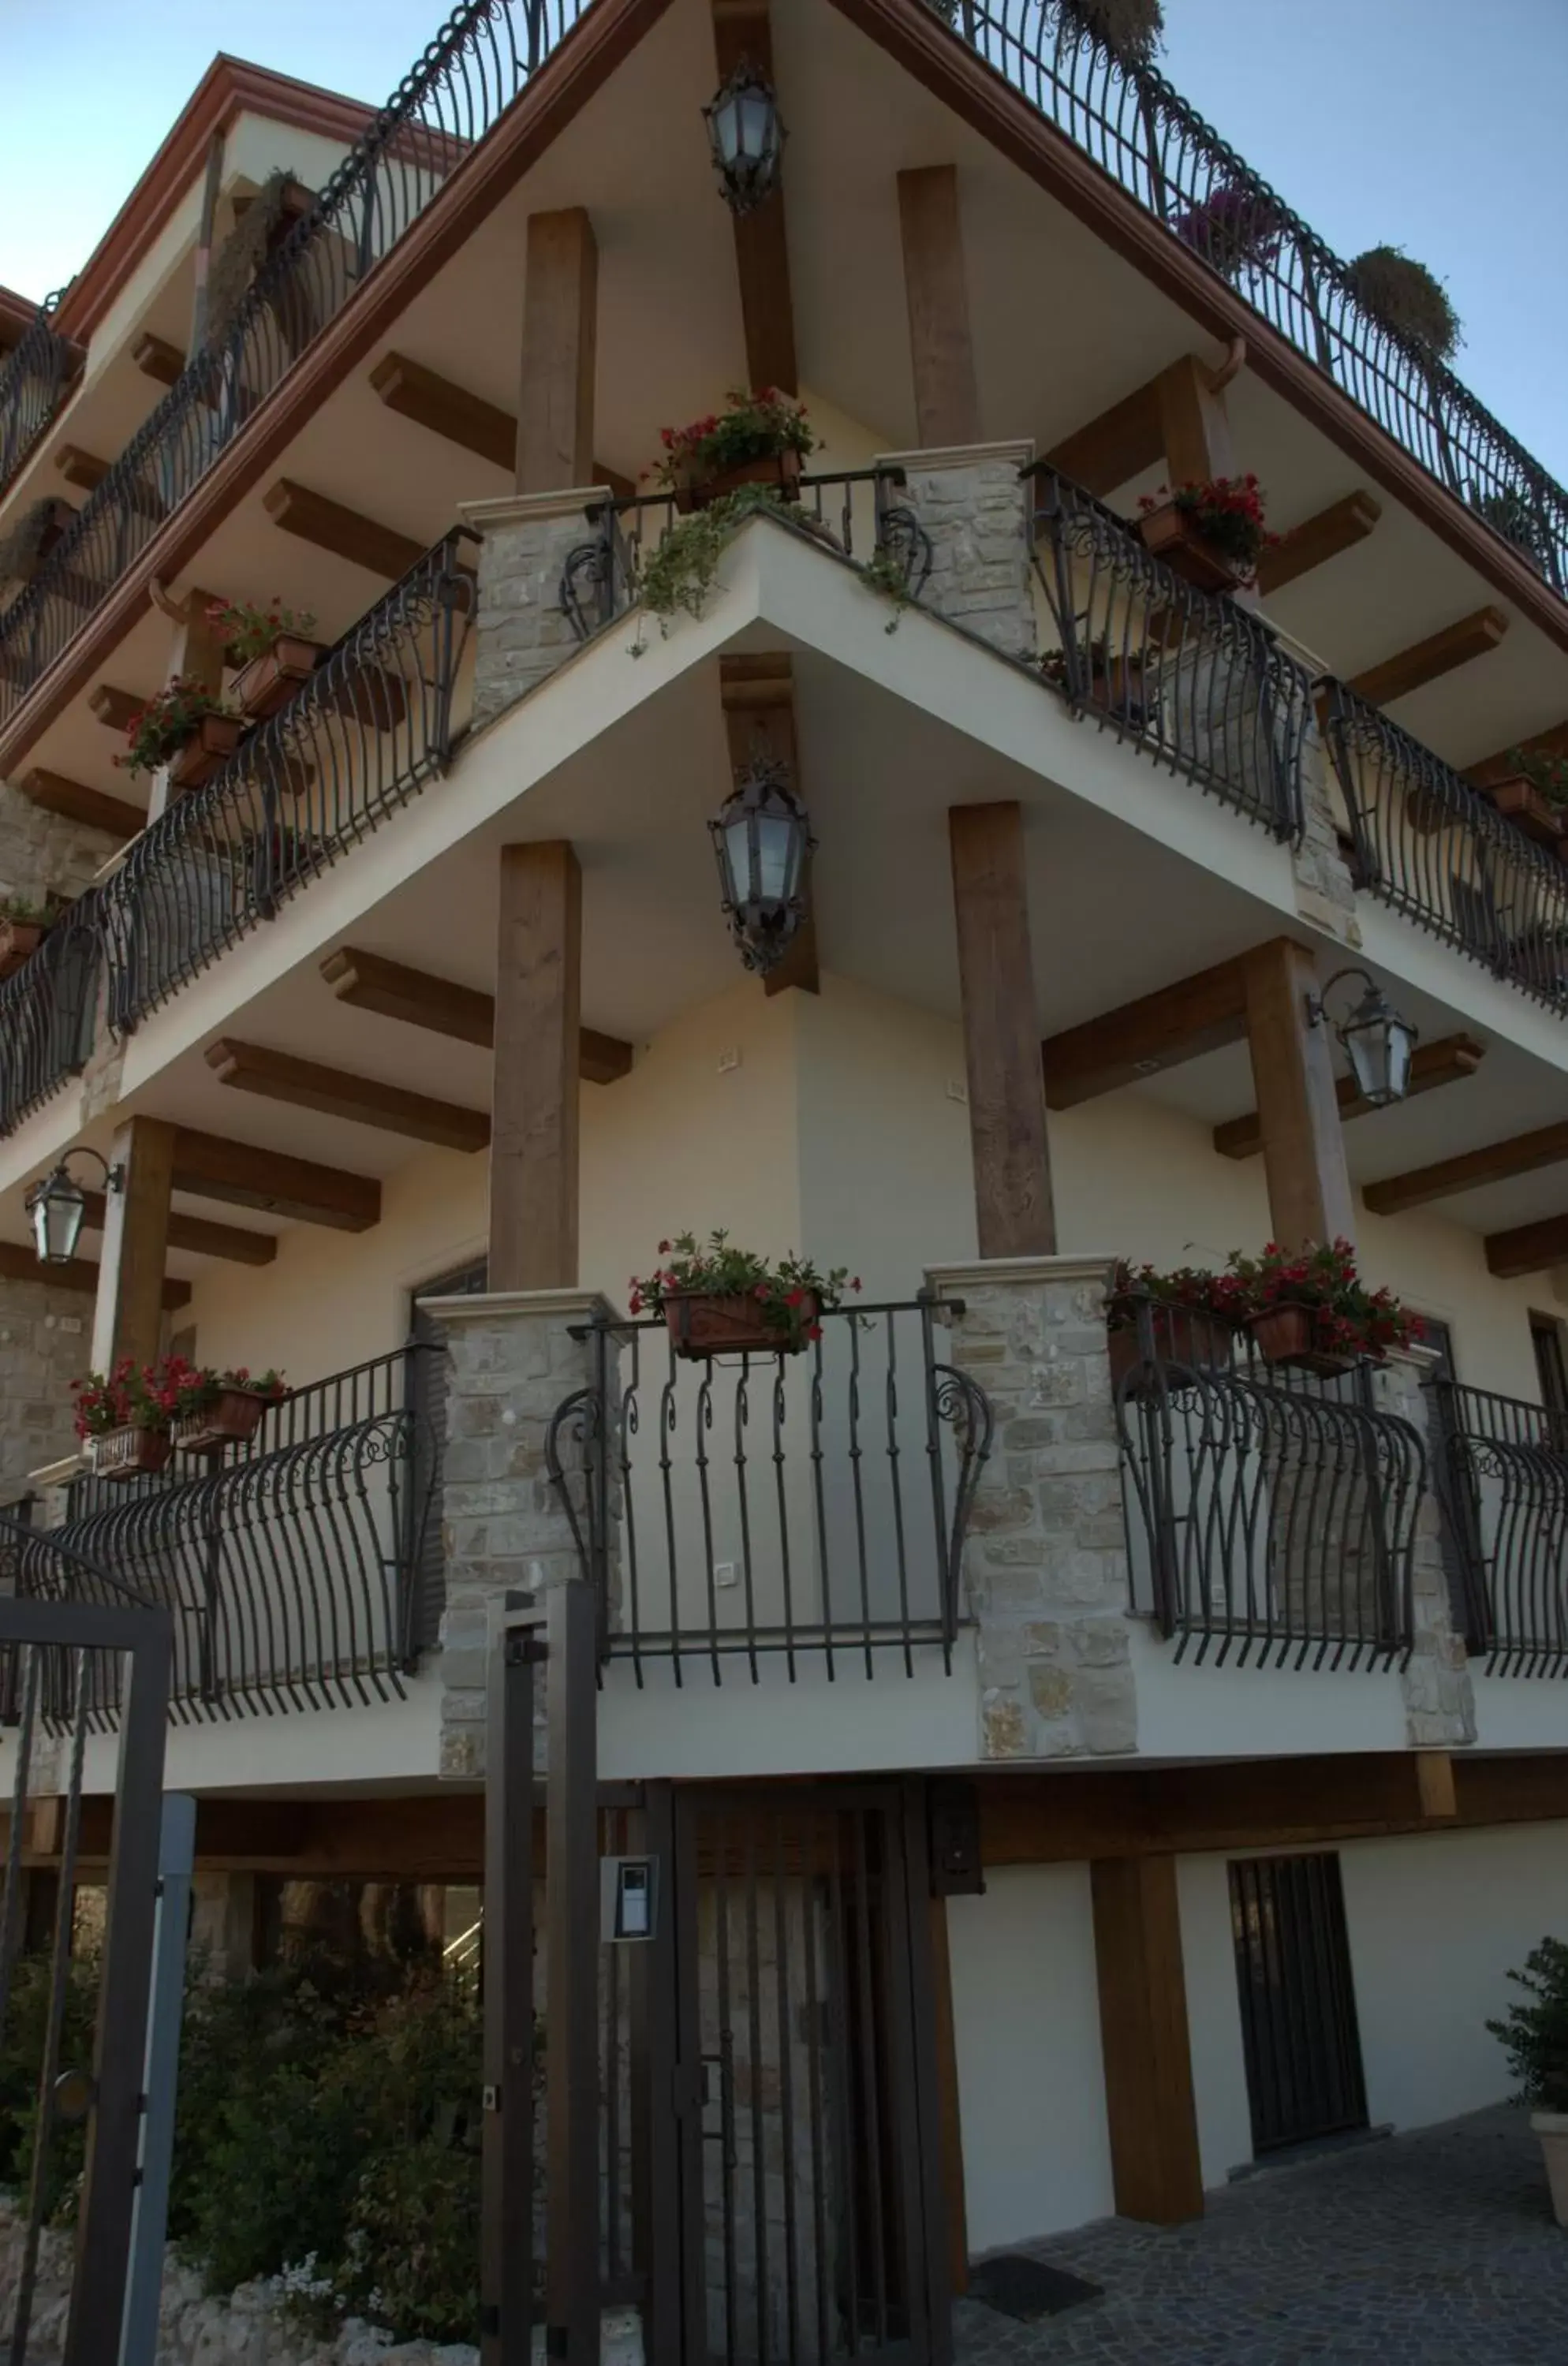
[2,0,1565,476]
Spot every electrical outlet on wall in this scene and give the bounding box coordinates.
[717,1046,741,1074]
[713,1560,738,1589]
[946,1077,969,1104]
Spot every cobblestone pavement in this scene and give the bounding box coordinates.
[954,2107,1567,2365]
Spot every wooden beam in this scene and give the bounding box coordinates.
[1155,352,1234,485]
[949,801,1055,1255]
[1042,375,1163,498]
[263,478,424,580]
[1255,491,1382,595]
[1243,937,1355,1248]
[90,1115,177,1375]
[719,654,818,997]
[711,0,798,394]
[517,209,598,493]
[1090,1857,1203,2226]
[0,1242,188,1311]
[53,444,107,493]
[132,332,185,387]
[1214,1032,1486,1162]
[16,767,143,841]
[367,351,631,495]
[169,1126,380,1233]
[1486,1214,1568,1281]
[1042,954,1249,1110]
[1362,1115,1568,1219]
[1348,605,1510,708]
[897,166,980,448]
[318,945,633,1083]
[1417,1752,1458,1821]
[77,1191,277,1266]
[1466,718,1568,793]
[490,842,582,1286]
[205,1039,490,1154]
[88,684,143,737]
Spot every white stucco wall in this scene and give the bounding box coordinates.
[946,1865,1115,2251]
[1177,1853,1256,2185]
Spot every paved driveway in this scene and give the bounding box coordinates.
[954,2107,1567,2366]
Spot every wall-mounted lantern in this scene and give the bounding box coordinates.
[24,1147,122,1267]
[1308,967,1417,1108]
[703,59,786,215]
[709,752,815,974]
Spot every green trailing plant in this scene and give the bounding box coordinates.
[1469,483,1550,567]
[1488,1939,1568,2114]
[859,543,918,631]
[0,891,61,926]
[629,1230,862,1349]
[632,487,793,645]
[115,676,237,778]
[1061,0,1164,69]
[1345,245,1461,363]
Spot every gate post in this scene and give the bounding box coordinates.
[482,1596,539,2366]
[119,1793,196,2366]
[546,1580,600,2366]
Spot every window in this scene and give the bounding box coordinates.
[1531,1313,1568,1424]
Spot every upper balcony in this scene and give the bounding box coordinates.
[0,292,80,501]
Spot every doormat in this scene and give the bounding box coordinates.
[967,2255,1104,2322]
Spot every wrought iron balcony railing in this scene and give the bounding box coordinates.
[0,289,77,498]
[1430,1381,1568,1677]
[547,1298,992,1683]
[558,468,932,642]
[24,1346,439,1723]
[1320,680,1568,1013]
[0,0,587,726]
[103,528,475,1035]
[952,4,1568,595]
[1112,1305,1424,1669]
[1032,466,1311,838]
[0,889,102,1138]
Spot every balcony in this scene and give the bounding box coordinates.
[0,291,78,498]
[1431,1382,1568,1677]
[6,1347,437,1722]
[545,1297,993,1682]
[0,891,101,1137]
[1113,1310,1427,1670]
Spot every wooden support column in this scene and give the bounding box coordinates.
[90,1116,177,1377]
[948,802,1055,1256]
[1243,939,1355,1251]
[1090,1856,1203,2225]
[1155,353,1236,485]
[517,209,598,493]
[711,0,797,392]
[897,166,980,448]
[719,654,817,995]
[489,843,582,1289]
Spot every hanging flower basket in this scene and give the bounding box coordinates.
[173,1384,279,1457]
[651,389,816,516]
[1137,499,1251,592]
[663,1289,818,1360]
[1107,1308,1238,1392]
[230,634,327,722]
[87,1426,173,1481]
[1248,1302,1358,1377]
[675,446,803,514]
[1485,774,1566,850]
[168,712,248,793]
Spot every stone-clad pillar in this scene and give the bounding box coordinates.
[422,1287,620,1780]
[1368,1342,1477,1748]
[927,1252,1137,1761]
[1291,711,1362,947]
[457,486,614,731]
[875,441,1037,661]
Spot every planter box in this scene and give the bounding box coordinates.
[230,635,326,723]
[168,713,247,793]
[1532,2111,1568,2229]
[0,919,47,981]
[1484,774,1565,850]
[1108,1309,1237,1392]
[1249,1303,1358,1378]
[664,1290,816,1360]
[1137,500,1250,594]
[87,1426,172,1482]
[674,447,803,515]
[173,1386,279,1457]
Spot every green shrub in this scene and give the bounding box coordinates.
[1488,1937,1568,2112]
[0,1950,100,2223]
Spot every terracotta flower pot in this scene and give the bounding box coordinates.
[173,1386,279,1457]
[230,635,326,722]
[674,446,803,514]
[1532,2111,1568,2229]
[0,919,46,981]
[1138,500,1251,593]
[168,713,246,793]
[663,1290,816,1360]
[1107,1310,1237,1393]
[1249,1303,1358,1377]
[1088,655,1152,713]
[1484,774,1565,850]
[88,1426,173,1481]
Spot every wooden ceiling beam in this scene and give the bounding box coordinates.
[719,652,817,995]
[1466,718,1568,792]
[1042,953,1250,1109]
[1214,1032,1486,1162]
[75,1191,277,1267]
[0,1241,189,1308]
[1041,375,1163,498]
[54,444,167,524]
[263,477,424,580]
[1347,605,1510,707]
[16,767,143,841]
[366,351,632,496]
[711,0,798,394]
[1255,491,1382,595]
[88,683,144,737]
[132,332,185,387]
[1364,1114,1568,1219]
[169,1126,379,1233]
[206,1038,491,1153]
[318,945,633,1084]
[1485,1214,1568,1281]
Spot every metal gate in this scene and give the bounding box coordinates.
[0,1517,176,2364]
[1228,1851,1368,2155]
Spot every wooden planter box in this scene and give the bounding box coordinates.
[87,1426,172,1482]
[1137,501,1250,594]
[663,1290,816,1360]
[0,919,47,981]
[1484,774,1565,850]
[1108,1310,1237,1393]
[674,447,803,515]
[168,713,247,793]
[173,1386,278,1457]
[230,635,326,722]
[1249,1304,1358,1378]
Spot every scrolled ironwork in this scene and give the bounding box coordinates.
[1430,1381,1568,1677]
[0,887,103,1138]
[0,289,75,498]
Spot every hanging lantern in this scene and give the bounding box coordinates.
[709,753,815,974]
[1309,968,1418,1109]
[703,59,786,216]
[24,1148,120,1266]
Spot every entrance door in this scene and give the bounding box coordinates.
[672,1787,947,2365]
[1229,1852,1368,2155]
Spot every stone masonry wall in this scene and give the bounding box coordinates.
[1370,1345,1477,1749]
[927,1255,1137,1761]
[0,778,121,910]
[1291,714,1363,948]
[878,441,1037,662]
[457,487,611,733]
[0,1273,92,1496]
